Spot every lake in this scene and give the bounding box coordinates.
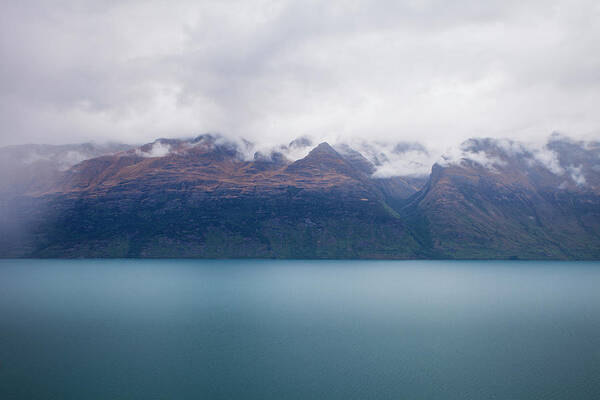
[1,259,599,399]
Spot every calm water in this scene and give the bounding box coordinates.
[1,260,599,399]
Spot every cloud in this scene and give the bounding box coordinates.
[437,138,507,170]
[434,136,594,179]
[567,164,586,185]
[531,147,564,175]
[1,0,599,150]
[4,142,131,172]
[136,141,172,158]
[340,140,435,177]
[370,151,434,177]
[235,137,315,163]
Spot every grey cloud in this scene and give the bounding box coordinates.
[1,0,599,149]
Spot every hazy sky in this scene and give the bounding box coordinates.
[1,0,599,150]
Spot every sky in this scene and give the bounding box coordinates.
[1,0,599,153]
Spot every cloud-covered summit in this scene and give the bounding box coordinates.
[437,135,600,189]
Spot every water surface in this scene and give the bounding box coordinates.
[1,259,599,399]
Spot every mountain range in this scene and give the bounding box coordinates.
[1,134,599,259]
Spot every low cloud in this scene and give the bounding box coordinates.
[567,164,586,185]
[531,147,564,175]
[433,136,599,186]
[236,137,315,163]
[438,140,507,171]
[350,141,434,177]
[136,141,172,158]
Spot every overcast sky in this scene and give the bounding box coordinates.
[1,0,599,151]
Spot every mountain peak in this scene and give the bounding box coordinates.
[309,142,337,155]
[285,142,366,180]
[296,142,344,164]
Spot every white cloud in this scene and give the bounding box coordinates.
[136,141,172,158]
[567,164,586,186]
[352,142,435,177]
[531,147,564,175]
[438,143,506,171]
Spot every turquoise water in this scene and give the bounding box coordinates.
[1,259,599,399]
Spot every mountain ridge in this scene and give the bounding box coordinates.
[1,135,599,259]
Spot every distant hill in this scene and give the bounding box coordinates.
[1,134,598,259]
[0,142,133,196]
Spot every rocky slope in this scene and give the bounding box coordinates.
[402,136,600,259]
[0,136,421,258]
[1,134,598,259]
